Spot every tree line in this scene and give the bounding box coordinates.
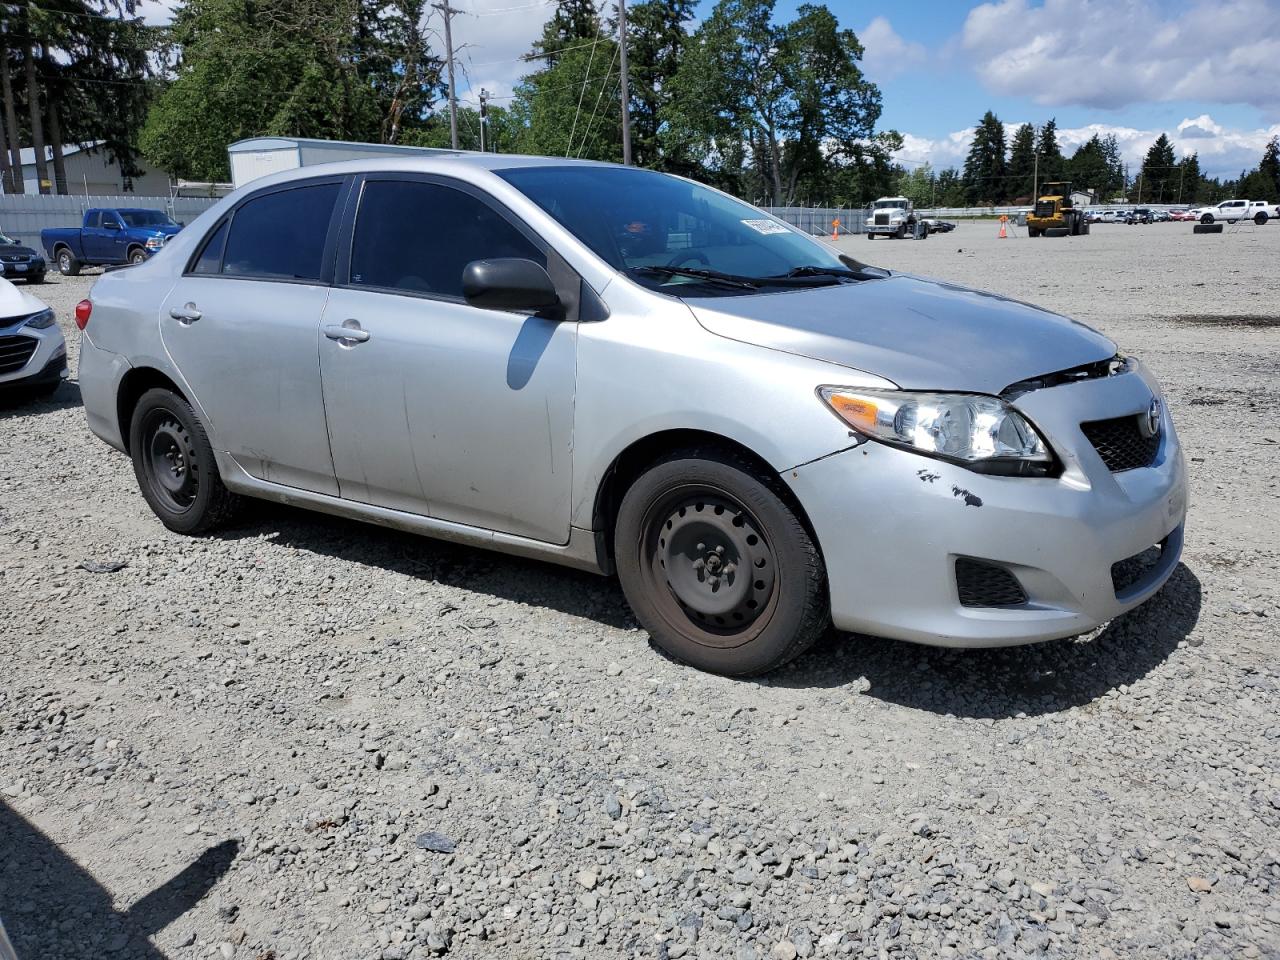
[5,0,1279,209]
[908,110,1280,208]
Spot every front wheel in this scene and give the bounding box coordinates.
[615,449,829,676]
[129,388,242,535]
[1201,213,1213,224]
[128,248,147,265]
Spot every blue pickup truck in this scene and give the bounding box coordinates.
[42,208,182,276]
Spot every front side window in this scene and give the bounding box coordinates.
[497,165,854,296]
[348,179,544,298]
[222,182,341,281]
[119,210,177,228]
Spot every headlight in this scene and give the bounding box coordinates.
[818,386,1054,475]
[21,308,57,330]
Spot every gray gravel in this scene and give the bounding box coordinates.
[2,222,1279,960]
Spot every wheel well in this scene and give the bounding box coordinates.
[53,243,72,256]
[126,243,145,257]
[116,368,187,453]
[592,429,813,564]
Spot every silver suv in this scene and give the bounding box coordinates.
[75,156,1187,676]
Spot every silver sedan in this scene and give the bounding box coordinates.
[75,156,1187,675]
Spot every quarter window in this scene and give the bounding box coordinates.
[222,182,340,281]
[349,179,544,298]
[191,220,229,275]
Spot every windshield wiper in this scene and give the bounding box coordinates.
[630,265,761,290]
[763,265,876,283]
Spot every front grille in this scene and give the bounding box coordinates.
[874,213,889,225]
[1111,541,1165,596]
[1081,415,1159,471]
[1,254,29,263]
[956,558,1027,608]
[0,334,38,374]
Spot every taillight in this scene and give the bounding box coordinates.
[75,299,92,330]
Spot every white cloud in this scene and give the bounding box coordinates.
[961,0,1280,116]
[894,114,1280,180]
[858,16,926,81]
[448,0,565,105]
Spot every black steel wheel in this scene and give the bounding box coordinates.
[615,448,829,676]
[129,388,241,534]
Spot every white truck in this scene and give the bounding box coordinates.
[865,196,925,239]
[1189,199,1280,225]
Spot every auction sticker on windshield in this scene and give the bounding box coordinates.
[741,219,791,235]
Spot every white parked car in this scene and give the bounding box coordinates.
[1190,199,1279,224]
[0,277,67,398]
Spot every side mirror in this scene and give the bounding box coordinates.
[105,220,121,231]
[462,258,561,315]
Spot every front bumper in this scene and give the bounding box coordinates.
[0,325,66,390]
[788,367,1188,647]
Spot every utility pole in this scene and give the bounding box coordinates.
[618,0,632,165]
[479,88,488,153]
[1033,151,1038,200]
[433,0,460,149]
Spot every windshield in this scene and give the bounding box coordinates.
[872,200,905,209]
[496,166,852,295]
[118,210,176,227]
[0,233,17,245]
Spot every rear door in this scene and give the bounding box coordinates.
[159,177,348,494]
[317,174,579,543]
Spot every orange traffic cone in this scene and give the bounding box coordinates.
[831,219,840,240]
[998,215,1008,239]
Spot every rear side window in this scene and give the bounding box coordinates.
[190,220,229,275]
[348,179,543,298]
[222,182,340,281]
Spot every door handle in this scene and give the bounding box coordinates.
[169,303,201,324]
[324,320,370,344]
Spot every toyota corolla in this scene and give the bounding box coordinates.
[74,156,1187,675]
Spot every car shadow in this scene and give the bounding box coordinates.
[211,504,637,630]
[215,506,1201,719]
[760,562,1203,719]
[0,802,237,958]
[0,380,82,419]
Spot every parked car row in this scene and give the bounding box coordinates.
[1081,200,1280,226]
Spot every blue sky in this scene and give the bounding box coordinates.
[139,0,1280,178]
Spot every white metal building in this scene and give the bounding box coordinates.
[227,137,462,189]
[17,141,171,196]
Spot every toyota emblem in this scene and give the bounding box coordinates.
[1141,398,1162,438]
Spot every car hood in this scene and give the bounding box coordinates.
[0,277,50,324]
[686,273,1117,394]
[0,243,39,258]
[137,224,182,238]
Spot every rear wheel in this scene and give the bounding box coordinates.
[129,388,242,535]
[615,449,829,676]
[1255,212,1268,225]
[1028,228,1041,238]
[56,247,81,276]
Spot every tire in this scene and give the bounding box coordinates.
[614,448,829,676]
[866,231,874,239]
[27,273,46,284]
[1028,228,1041,238]
[129,388,242,535]
[1255,212,1268,225]
[895,224,905,239]
[128,247,147,265]
[1082,221,1091,235]
[1200,213,1213,224]
[56,247,81,276]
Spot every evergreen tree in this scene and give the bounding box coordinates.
[625,0,696,171]
[1138,133,1177,202]
[1066,135,1109,198]
[1257,136,1280,201]
[1006,123,1035,200]
[1035,117,1064,184]
[1177,152,1203,204]
[530,0,603,65]
[961,111,1006,203]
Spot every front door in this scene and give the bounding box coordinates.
[83,212,124,262]
[159,178,346,495]
[318,176,577,544]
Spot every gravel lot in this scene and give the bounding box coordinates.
[2,220,1278,960]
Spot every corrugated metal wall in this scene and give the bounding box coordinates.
[0,195,221,249]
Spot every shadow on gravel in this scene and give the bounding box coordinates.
[0,381,82,420]
[764,563,1202,719]
[212,505,636,629]
[0,802,237,958]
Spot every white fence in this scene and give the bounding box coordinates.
[0,194,221,250]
